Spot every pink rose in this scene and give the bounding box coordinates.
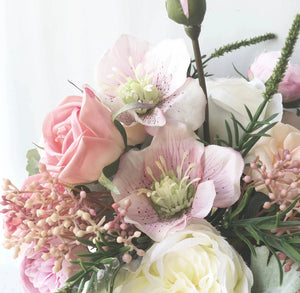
[42,86,124,184]
[20,244,77,293]
[248,51,300,103]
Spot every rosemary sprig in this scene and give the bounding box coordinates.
[215,15,300,157]
[236,14,300,156]
[202,32,276,65]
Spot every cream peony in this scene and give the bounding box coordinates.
[115,219,253,293]
[206,78,282,145]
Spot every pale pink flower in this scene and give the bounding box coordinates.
[248,51,300,103]
[112,122,244,241]
[20,244,77,293]
[41,85,124,184]
[96,35,206,143]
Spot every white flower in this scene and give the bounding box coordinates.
[115,219,253,293]
[206,78,282,145]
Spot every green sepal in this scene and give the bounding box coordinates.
[26,148,40,176]
[98,172,120,195]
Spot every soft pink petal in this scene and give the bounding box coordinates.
[190,180,216,218]
[42,96,82,154]
[97,91,136,126]
[97,35,151,92]
[202,145,244,207]
[112,148,151,203]
[162,78,206,130]
[80,85,120,139]
[180,0,189,18]
[121,193,188,242]
[134,107,166,127]
[144,122,204,181]
[58,136,123,184]
[143,39,190,97]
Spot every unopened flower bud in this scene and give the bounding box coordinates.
[166,0,206,26]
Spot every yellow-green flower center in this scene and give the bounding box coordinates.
[116,76,162,114]
[138,153,200,219]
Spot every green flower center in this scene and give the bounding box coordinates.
[117,76,162,114]
[111,57,162,114]
[138,153,200,219]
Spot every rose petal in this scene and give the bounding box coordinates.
[59,136,123,183]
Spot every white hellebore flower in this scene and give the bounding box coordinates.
[115,219,253,293]
[206,78,283,145]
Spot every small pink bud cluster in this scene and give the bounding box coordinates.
[278,252,299,273]
[102,199,145,263]
[245,150,300,218]
[1,164,111,272]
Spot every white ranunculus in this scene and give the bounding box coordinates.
[114,219,253,293]
[206,78,282,145]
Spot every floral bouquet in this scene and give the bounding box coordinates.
[1,1,300,292]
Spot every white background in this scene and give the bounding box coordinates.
[0,0,299,292]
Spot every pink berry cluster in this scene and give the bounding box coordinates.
[244,149,300,218]
[1,164,111,272]
[101,199,146,264]
[278,252,299,273]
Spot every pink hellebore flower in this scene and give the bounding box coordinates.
[41,85,124,184]
[112,122,244,241]
[96,35,206,141]
[248,51,300,103]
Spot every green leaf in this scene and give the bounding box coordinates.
[224,120,233,146]
[232,63,249,81]
[25,148,40,176]
[244,105,253,121]
[98,172,120,195]
[112,102,155,121]
[251,246,300,293]
[113,119,127,148]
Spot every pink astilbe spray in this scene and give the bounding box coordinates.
[1,163,111,272]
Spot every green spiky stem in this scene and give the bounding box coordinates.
[237,14,300,154]
[203,33,276,65]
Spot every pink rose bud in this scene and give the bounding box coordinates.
[248,51,300,103]
[41,85,124,184]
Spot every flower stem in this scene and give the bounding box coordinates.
[185,25,210,143]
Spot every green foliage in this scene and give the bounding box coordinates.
[223,189,300,284]
[25,148,40,176]
[215,15,300,156]
[98,172,120,195]
[264,14,300,101]
[251,246,300,293]
[56,232,131,293]
[203,33,276,66]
